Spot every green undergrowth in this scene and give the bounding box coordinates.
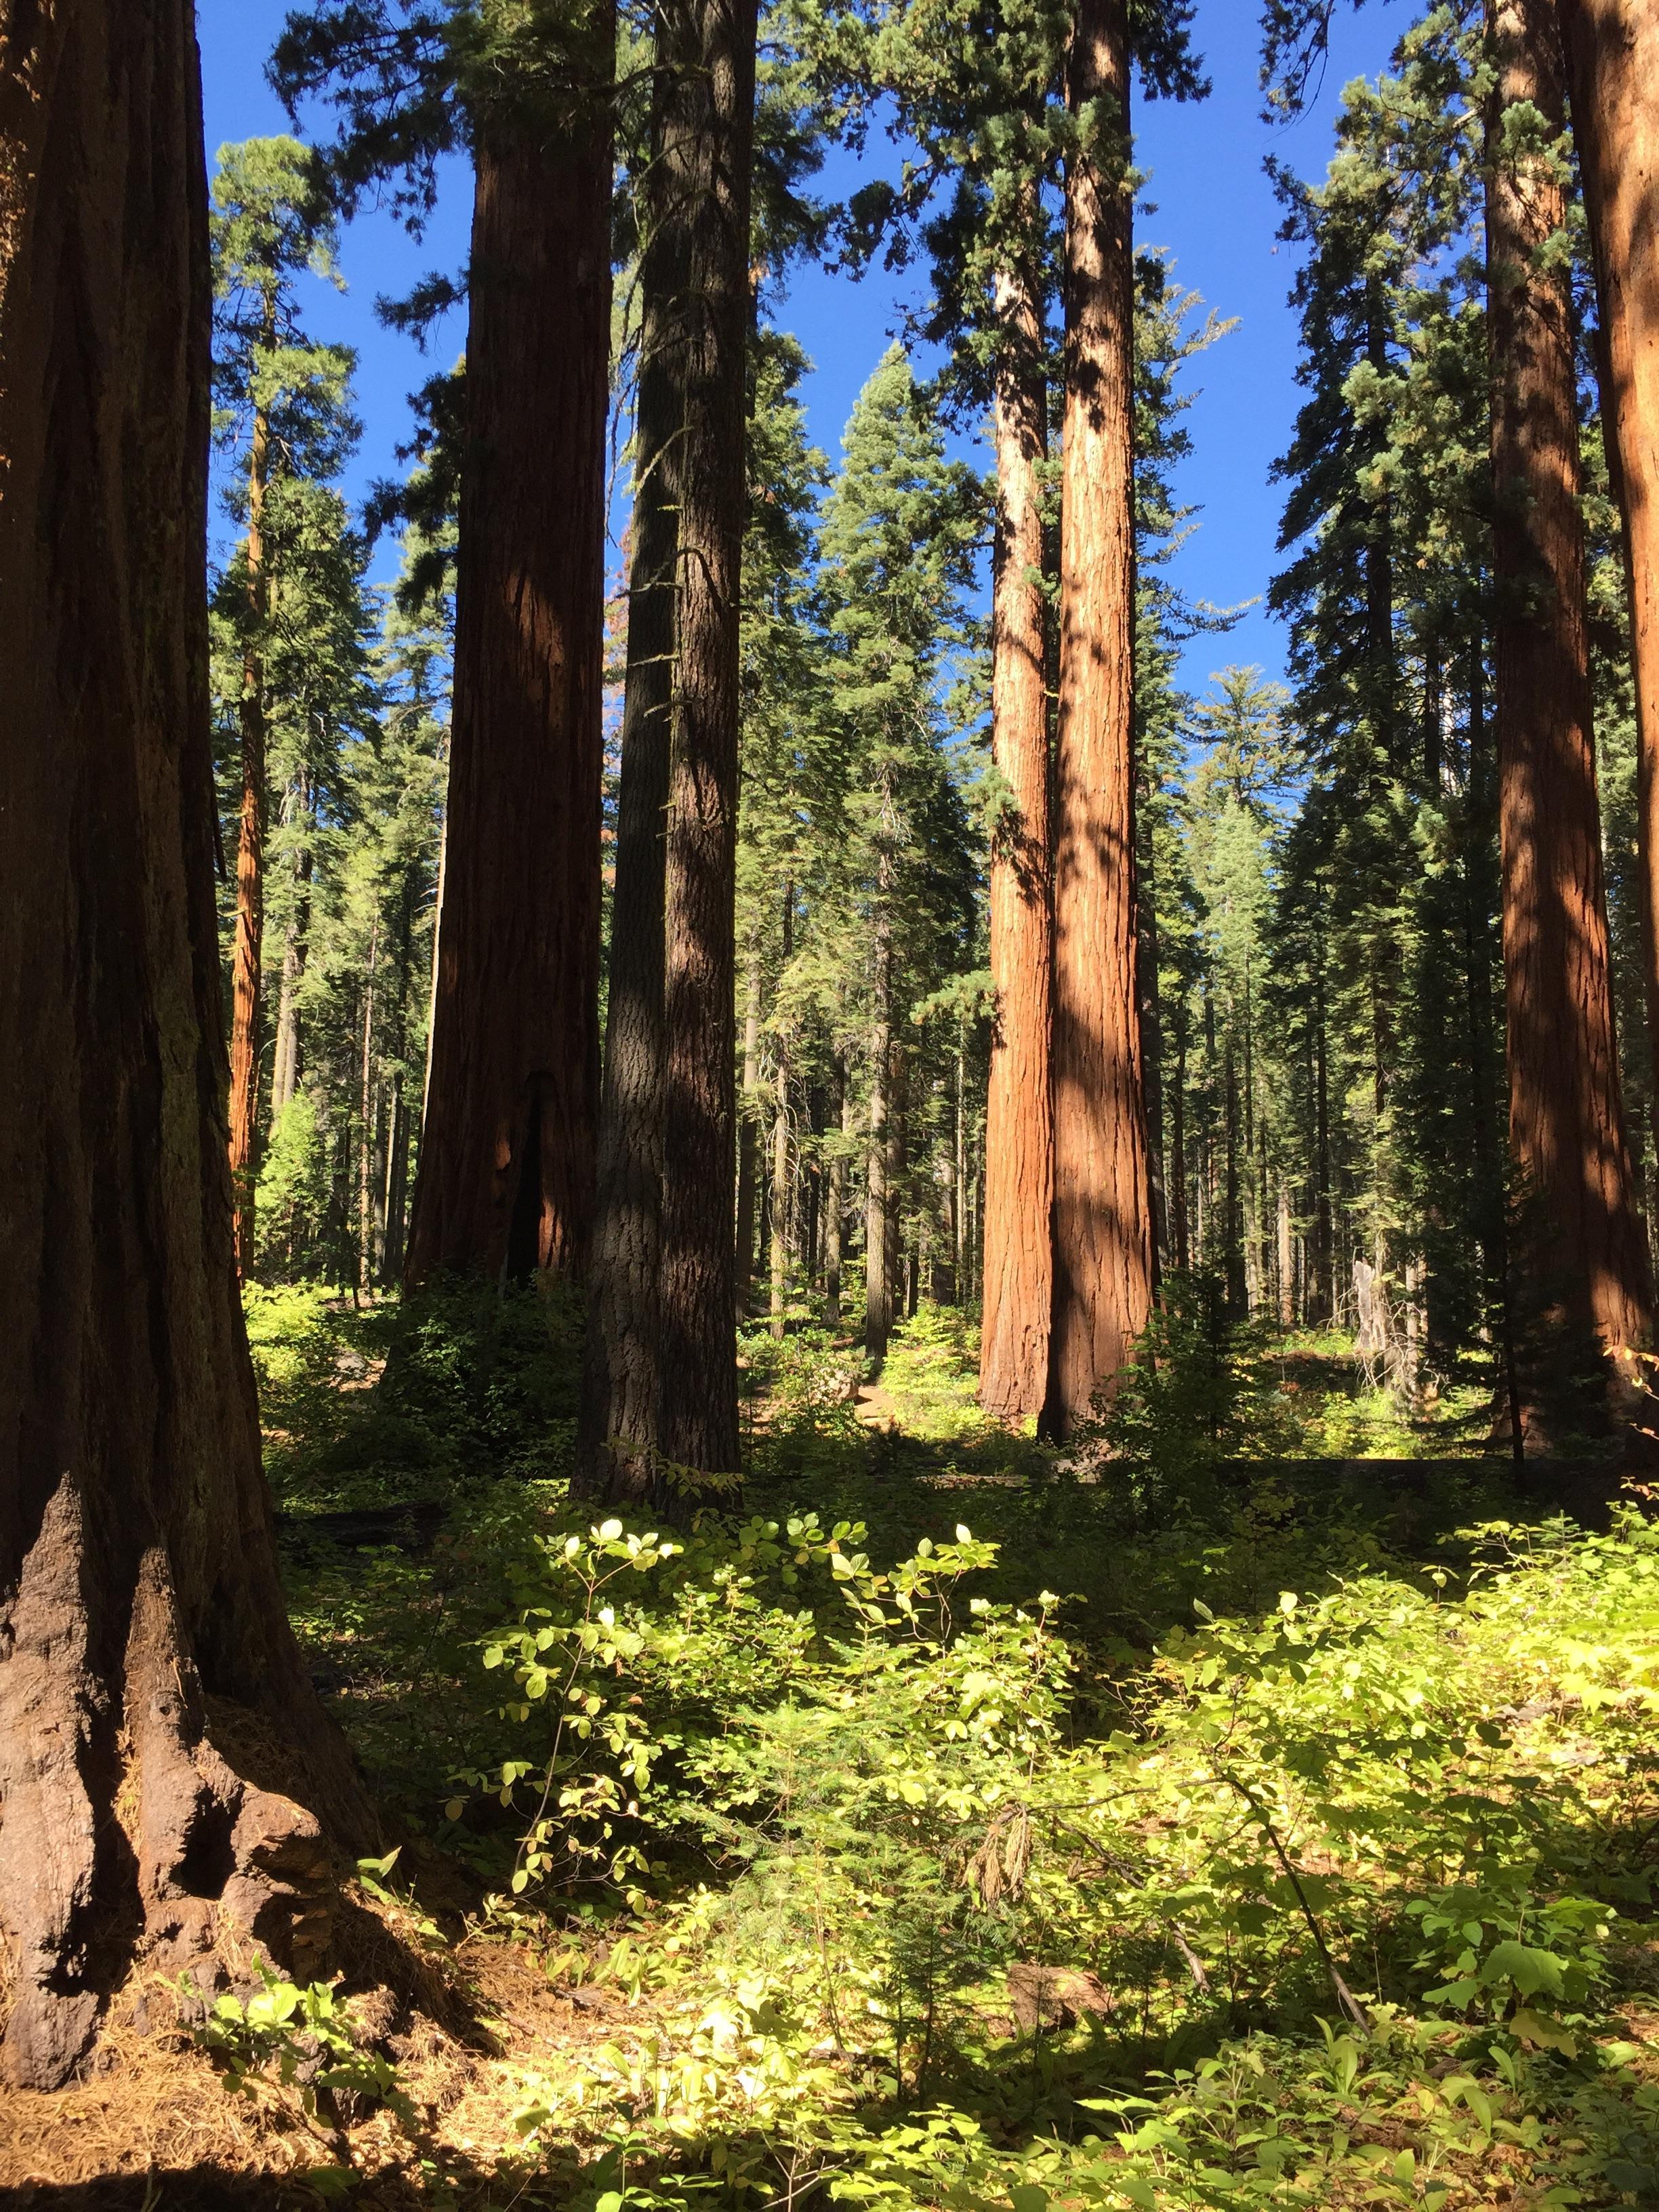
[249,1277,1659,2207]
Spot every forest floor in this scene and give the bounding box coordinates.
[5,1282,1659,2209]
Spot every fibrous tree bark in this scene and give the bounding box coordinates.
[656,0,760,1479]
[1486,0,1653,1378]
[404,54,611,1288]
[573,54,683,1505]
[980,262,1054,1425]
[228,344,272,1274]
[1555,0,1659,1119]
[1042,0,1151,1439]
[0,0,371,2090]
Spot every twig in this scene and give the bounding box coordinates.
[1216,1770,1371,2031]
[1052,1820,1212,1994]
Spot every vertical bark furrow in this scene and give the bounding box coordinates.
[1043,0,1152,1438]
[980,260,1054,1425]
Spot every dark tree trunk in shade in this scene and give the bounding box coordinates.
[1043,0,1151,1438]
[1486,0,1653,1379]
[825,1055,848,1324]
[0,0,371,2089]
[655,0,759,1479]
[980,261,1054,1422]
[735,936,763,1313]
[270,772,314,1123]
[404,80,611,1289]
[865,849,896,1367]
[573,64,684,1505]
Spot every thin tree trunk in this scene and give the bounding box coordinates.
[1557,0,1659,1126]
[1277,1179,1294,1328]
[866,872,894,1368]
[227,342,272,1276]
[270,773,313,1122]
[0,1,370,2089]
[358,920,378,1294]
[383,1075,409,1285]
[735,933,762,1313]
[980,258,1053,1422]
[1313,961,1334,1323]
[1487,0,1653,1372]
[1171,1003,1190,1270]
[825,1054,847,1325]
[1044,0,1151,1437]
[886,1042,907,1329]
[769,1080,790,1339]
[404,70,612,1288]
[575,57,684,1504]
[656,0,759,1479]
[1140,772,1168,1288]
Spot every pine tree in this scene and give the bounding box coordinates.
[210,136,356,1270]
[817,348,984,1367]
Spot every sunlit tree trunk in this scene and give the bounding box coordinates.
[1044,0,1151,1437]
[1486,0,1653,1376]
[0,0,370,2089]
[270,771,313,1122]
[1557,0,1659,1121]
[405,72,611,1288]
[657,0,759,1478]
[981,260,1054,1422]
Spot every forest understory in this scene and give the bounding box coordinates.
[6,1282,1659,2209]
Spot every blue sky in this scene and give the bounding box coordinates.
[199,0,1407,695]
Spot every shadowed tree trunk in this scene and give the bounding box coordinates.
[865,837,896,1368]
[1486,0,1653,1381]
[0,0,371,2091]
[1557,0,1659,1116]
[735,933,763,1313]
[270,771,314,1122]
[228,336,272,1274]
[980,261,1053,1424]
[824,1054,848,1324]
[1043,0,1151,1439]
[574,54,684,1506]
[655,0,759,1479]
[404,68,611,1289]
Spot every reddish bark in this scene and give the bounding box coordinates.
[1043,0,1152,1439]
[657,0,759,1477]
[980,263,1053,1424]
[227,385,270,1273]
[1487,0,1653,1368]
[1557,0,1659,1119]
[0,0,370,2089]
[404,86,611,1288]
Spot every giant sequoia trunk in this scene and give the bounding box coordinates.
[656,0,759,1479]
[1042,0,1152,1439]
[404,72,611,1288]
[1486,0,1653,1380]
[1557,0,1659,1116]
[979,263,1054,1425]
[0,0,371,2090]
[573,74,682,1506]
